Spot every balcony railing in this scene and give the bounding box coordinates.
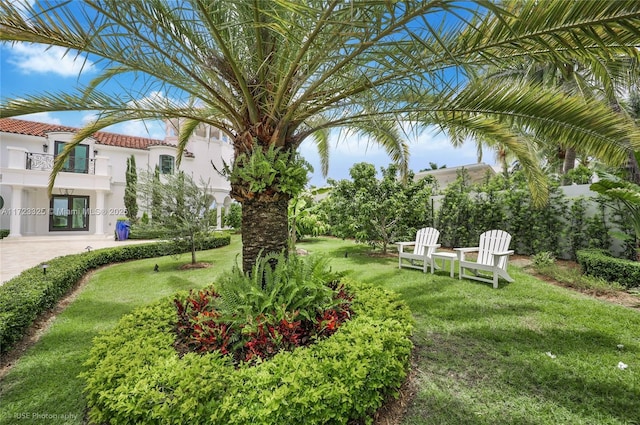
[26,153,95,174]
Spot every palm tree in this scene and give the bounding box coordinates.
[483,44,640,182]
[2,0,640,272]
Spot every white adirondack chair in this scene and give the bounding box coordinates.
[454,230,514,288]
[397,227,441,273]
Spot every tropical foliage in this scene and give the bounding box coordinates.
[2,1,640,270]
[174,253,352,364]
[591,174,640,260]
[323,163,436,253]
[288,189,330,249]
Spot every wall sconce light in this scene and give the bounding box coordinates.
[41,263,49,275]
[93,149,98,156]
[43,143,49,153]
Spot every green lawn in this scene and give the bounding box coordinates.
[1,236,639,425]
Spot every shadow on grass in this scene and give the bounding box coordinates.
[406,388,544,425]
[0,297,138,423]
[398,284,540,322]
[410,320,639,424]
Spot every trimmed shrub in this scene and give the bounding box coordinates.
[81,279,414,425]
[576,249,640,289]
[0,235,230,354]
[128,225,169,239]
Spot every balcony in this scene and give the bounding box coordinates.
[3,146,110,191]
[26,152,95,174]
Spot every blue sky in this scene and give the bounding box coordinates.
[0,40,495,187]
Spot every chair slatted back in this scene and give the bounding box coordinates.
[478,230,512,269]
[413,227,440,256]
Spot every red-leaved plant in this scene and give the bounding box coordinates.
[173,253,354,365]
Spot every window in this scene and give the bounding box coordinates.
[195,124,206,138]
[50,196,89,231]
[55,141,90,173]
[160,155,175,174]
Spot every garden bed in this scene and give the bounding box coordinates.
[81,279,414,425]
[521,258,640,311]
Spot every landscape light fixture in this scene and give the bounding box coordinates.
[41,263,49,275]
[86,246,92,252]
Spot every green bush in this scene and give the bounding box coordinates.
[576,248,640,289]
[81,279,414,425]
[128,224,170,239]
[532,251,555,268]
[0,229,9,239]
[224,202,242,230]
[0,235,230,354]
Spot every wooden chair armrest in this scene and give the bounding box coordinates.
[396,242,416,246]
[454,247,479,253]
[490,250,514,267]
[454,247,478,261]
[492,250,514,257]
[396,241,415,254]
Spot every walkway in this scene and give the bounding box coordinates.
[0,235,152,284]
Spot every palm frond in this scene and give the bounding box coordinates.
[447,80,640,161]
[308,127,331,177]
[3,0,640,199]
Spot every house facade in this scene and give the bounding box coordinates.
[0,118,234,238]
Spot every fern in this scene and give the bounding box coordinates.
[213,252,343,323]
[174,253,352,363]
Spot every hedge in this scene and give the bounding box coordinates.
[0,234,230,354]
[81,279,414,425]
[128,226,170,240]
[576,248,640,289]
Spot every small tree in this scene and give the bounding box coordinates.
[288,189,330,249]
[436,170,475,248]
[140,170,214,264]
[223,203,242,231]
[326,163,435,254]
[151,165,162,223]
[124,155,138,222]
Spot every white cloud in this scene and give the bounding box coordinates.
[7,43,95,77]
[19,112,62,125]
[10,0,36,19]
[108,120,166,140]
[81,112,99,125]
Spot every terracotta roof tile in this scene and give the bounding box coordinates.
[0,117,179,152]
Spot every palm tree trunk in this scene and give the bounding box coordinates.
[627,151,640,186]
[563,147,576,174]
[241,197,290,273]
[609,102,640,185]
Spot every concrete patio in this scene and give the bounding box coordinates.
[0,235,152,284]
